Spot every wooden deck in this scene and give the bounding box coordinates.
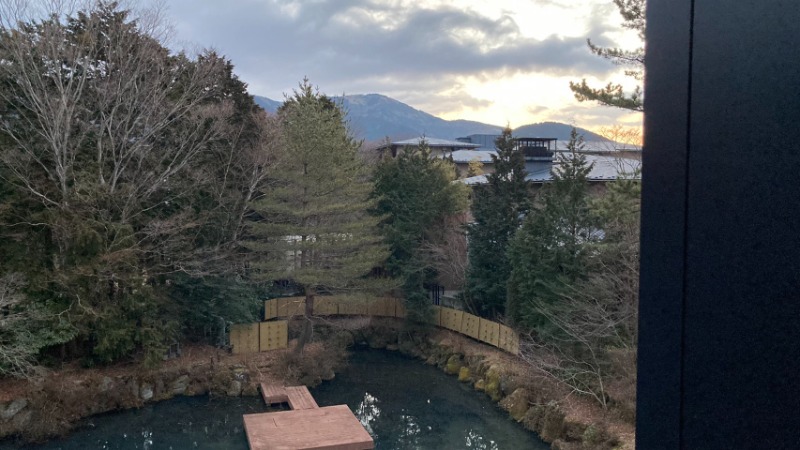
[260,384,319,410]
[245,384,374,450]
[243,405,374,450]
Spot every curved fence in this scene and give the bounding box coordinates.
[230,296,519,355]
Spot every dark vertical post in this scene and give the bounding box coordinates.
[639,1,800,448]
[637,0,693,447]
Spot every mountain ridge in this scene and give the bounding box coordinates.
[253,94,607,142]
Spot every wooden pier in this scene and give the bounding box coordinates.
[260,384,319,410]
[243,384,374,450]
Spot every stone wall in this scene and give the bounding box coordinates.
[0,352,279,443]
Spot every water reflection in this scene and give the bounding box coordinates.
[464,428,499,450]
[356,392,381,434]
[312,349,548,450]
[141,429,153,449]
[396,414,421,448]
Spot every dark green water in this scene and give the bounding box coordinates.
[3,349,547,449]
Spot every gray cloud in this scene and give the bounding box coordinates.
[166,0,620,100]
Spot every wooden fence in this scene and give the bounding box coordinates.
[230,320,288,354]
[233,296,519,355]
[231,297,520,355]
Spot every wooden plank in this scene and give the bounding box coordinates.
[261,383,289,405]
[368,298,393,317]
[276,298,289,317]
[264,299,279,320]
[338,299,368,316]
[431,305,443,327]
[259,321,288,351]
[499,325,520,354]
[290,298,306,317]
[440,308,463,331]
[461,313,481,340]
[276,297,305,317]
[231,323,260,354]
[315,297,339,316]
[243,405,374,450]
[479,318,501,348]
[508,331,520,355]
[394,299,407,319]
[285,386,319,410]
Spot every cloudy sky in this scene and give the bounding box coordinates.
[164,0,642,132]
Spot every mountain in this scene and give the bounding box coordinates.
[253,96,282,114]
[337,94,504,142]
[254,93,502,141]
[252,94,606,143]
[513,122,608,142]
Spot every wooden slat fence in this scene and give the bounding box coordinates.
[231,321,289,354]
[249,297,520,355]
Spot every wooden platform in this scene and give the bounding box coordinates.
[260,384,319,410]
[245,384,374,450]
[243,405,374,450]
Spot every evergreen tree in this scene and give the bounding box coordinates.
[246,80,387,352]
[373,140,468,322]
[507,128,599,329]
[465,127,529,318]
[569,0,645,111]
[518,171,641,409]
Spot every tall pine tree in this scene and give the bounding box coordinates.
[569,0,645,111]
[465,127,529,318]
[507,128,599,329]
[247,80,386,352]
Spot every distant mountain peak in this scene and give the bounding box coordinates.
[252,94,603,143]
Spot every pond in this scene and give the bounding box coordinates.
[4,349,547,449]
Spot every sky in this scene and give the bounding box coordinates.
[163,0,643,133]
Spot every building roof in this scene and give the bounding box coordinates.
[461,152,641,186]
[556,140,643,153]
[446,149,498,163]
[390,137,481,149]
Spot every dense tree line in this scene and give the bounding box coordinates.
[0,2,470,375]
[0,2,283,371]
[465,129,640,410]
[0,2,393,373]
[372,141,468,322]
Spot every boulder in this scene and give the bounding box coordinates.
[10,409,32,428]
[483,365,503,401]
[99,377,114,392]
[499,388,530,422]
[226,380,242,397]
[171,375,190,395]
[140,384,154,401]
[444,355,462,375]
[540,403,566,442]
[1,399,28,421]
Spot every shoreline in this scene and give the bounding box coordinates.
[0,317,633,449]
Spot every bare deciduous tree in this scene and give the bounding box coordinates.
[422,213,469,291]
[0,273,41,377]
